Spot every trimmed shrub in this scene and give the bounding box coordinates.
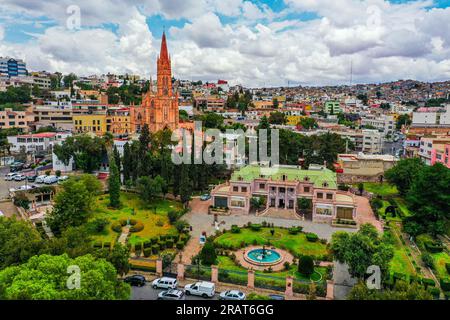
[176,241,184,250]
[446,263,450,275]
[422,278,436,288]
[166,239,174,248]
[119,219,128,226]
[231,225,241,234]
[159,241,167,250]
[143,248,152,257]
[250,224,262,231]
[93,241,103,248]
[150,237,158,244]
[143,240,152,248]
[160,235,167,241]
[306,233,319,242]
[130,221,144,233]
[129,218,137,225]
[425,242,444,253]
[111,221,122,233]
[421,252,435,269]
[288,227,302,235]
[171,234,180,242]
[151,244,160,254]
[440,279,450,292]
[298,255,314,276]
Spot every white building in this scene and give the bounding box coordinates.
[361,114,395,136]
[7,132,72,153]
[412,105,450,127]
[362,129,384,154]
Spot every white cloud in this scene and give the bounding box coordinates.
[0,0,449,86]
[0,25,4,41]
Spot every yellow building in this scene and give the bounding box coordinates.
[286,115,307,126]
[106,108,131,135]
[73,114,107,135]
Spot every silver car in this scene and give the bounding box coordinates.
[219,290,246,300]
[158,289,185,300]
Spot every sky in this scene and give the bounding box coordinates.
[0,0,449,87]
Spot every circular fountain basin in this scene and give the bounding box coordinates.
[244,248,283,266]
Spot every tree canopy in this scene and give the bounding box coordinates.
[0,254,130,300]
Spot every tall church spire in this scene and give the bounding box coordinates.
[159,31,169,63]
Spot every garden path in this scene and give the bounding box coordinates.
[118,226,130,245]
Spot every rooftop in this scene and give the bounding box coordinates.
[231,165,337,189]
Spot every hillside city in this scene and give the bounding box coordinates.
[0,30,449,303]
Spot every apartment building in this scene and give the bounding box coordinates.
[0,108,34,132]
[106,108,131,135]
[362,129,384,154]
[324,101,342,114]
[73,114,107,135]
[431,144,450,168]
[412,105,450,127]
[7,132,72,153]
[361,114,395,136]
[0,57,27,78]
[33,104,73,131]
[418,136,450,165]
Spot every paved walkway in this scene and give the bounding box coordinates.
[176,237,202,265]
[354,195,383,232]
[118,226,130,245]
[186,198,357,241]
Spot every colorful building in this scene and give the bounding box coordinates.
[73,114,107,135]
[130,32,179,133]
[286,115,308,126]
[0,108,34,132]
[431,144,450,168]
[106,108,131,135]
[211,164,357,224]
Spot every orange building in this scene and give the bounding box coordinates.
[130,32,179,133]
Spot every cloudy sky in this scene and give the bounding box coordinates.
[0,0,449,87]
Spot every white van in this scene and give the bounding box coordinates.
[44,175,58,184]
[151,277,178,290]
[35,175,47,184]
[5,173,18,181]
[184,281,215,298]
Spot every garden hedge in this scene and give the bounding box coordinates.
[306,233,319,242]
[422,278,436,287]
[150,237,158,244]
[130,221,144,233]
[231,225,241,234]
[166,239,174,248]
[143,248,152,257]
[143,240,152,248]
[440,279,450,292]
[250,224,262,232]
[151,244,160,254]
[176,241,184,250]
[159,241,167,250]
[111,221,122,233]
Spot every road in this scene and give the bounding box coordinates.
[382,139,404,156]
[131,283,220,301]
[0,166,32,199]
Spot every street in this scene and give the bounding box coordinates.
[131,283,220,301]
[382,139,404,156]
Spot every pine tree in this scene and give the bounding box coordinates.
[108,156,121,208]
[113,145,121,175]
[122,142,131,183]
[179,164,192,207]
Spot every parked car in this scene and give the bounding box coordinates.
[219,290,246,300]
[123,275,146,287]
[200,194,211,201]
[13,174,27,181]
[269,294,285,300]
[158,289,185,300]
[27,175,38,182]
[151,277,178,290]
[35,175,47,184]
[5,173,18,181]
[58,176,69,182]
[44,175,58,184]
[184,281,215,298]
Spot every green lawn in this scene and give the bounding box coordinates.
[431,252,450,280]
[388,225,417,276]
[391,197,412,217]
[214,227,329,258]
[362,183,398,197]
[217,256,325,283]
[90,192,182,246]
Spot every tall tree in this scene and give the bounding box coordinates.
[122,142,132,183]
[0,254,130,300]
[179,164,192,207]
[108,155,121,209]
[385,158,425,195]
[0,217,44,269]
[404,163,450,236]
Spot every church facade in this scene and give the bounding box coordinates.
[130,32,179,133]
